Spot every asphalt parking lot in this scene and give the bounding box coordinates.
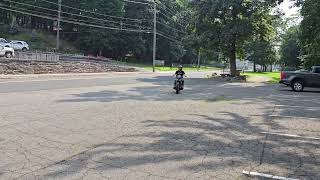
[0,73,319,179]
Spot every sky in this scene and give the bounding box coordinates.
[279,0,302,24]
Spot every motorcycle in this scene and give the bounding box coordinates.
[174,75,184,94]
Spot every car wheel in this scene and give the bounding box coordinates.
[291,80,304,92]
[22,47,27,51]
[5,52,12,58]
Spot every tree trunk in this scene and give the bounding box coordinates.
[253,61,256,72]
[229,41,237,77]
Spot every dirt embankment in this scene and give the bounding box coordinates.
[0,60,136,75]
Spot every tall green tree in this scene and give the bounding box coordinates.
[245,40,277,72]
[279,26,301,68]
[189,0,281,76]
[300,0,320,68]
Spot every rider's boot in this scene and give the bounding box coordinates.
[181,81,184,90]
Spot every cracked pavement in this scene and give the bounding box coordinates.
[0,72,319,180]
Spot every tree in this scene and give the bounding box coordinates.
[189,0,281,76]
[0,0,191,62]
[299,0,320,68]
[279,26,301,68]
[246,40,277,72]
[245,6,279,72]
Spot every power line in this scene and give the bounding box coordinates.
[157,21,186,34]
[158,11,185,29]
[0,4,117,30]
[0,6,152,33]
[156,1,176,18]
[61,10,150,29]
[1,4,58,18]
[3,0,56,13]
[156,0,188,24]
[158,6,188,25]
[60,15,150,31]
[8,5,147,31]
[156,0,188,26]
[157,31,182,44]
[37,0,150,22]
[60,11,149,29]
[3,0,151,30]
[123,0,151,5]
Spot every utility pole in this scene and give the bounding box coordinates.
[197,49,201,71]
[56,0,62,50]
[152,0,157,72]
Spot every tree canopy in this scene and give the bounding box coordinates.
[2,0,319,72]
[279,26,301,68]
[0,0,191,64]
[299,0,320,68]
[188,0,282,75]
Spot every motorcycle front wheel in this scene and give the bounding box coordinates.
[175,83,180,94]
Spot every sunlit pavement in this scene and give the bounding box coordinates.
[0,72,319,179]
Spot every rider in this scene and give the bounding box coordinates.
[174,65,186,89]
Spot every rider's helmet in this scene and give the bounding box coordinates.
[178,65,183,70]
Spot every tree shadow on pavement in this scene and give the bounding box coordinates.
[36,112,320,179]
[58,75,320,120]
[44,76,320,179]
[58,76,274,103]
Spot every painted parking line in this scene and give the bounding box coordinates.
[261,132,320,140]
[242,170,299,180]
[271,99,320,103]
[270,95,320,99]
[270,115,319,120]
[275,105,320,110]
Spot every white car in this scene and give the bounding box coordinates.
[7,40,30,51]
[0,38,9,45]
[0,46,15,58]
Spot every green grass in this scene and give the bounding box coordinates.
[111,61,221,72]
[243,72,280,83]
[144,66,220,71]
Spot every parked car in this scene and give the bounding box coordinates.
[280,66,320,92]
[0,45,15,58]
[0,38,9,45]
[0,38,29,51]
[7,40,29,51]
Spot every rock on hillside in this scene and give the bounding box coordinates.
[0,60,136,75]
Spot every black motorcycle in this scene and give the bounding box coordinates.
[174,75,184,94]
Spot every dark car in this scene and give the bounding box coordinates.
[280,66,320,92]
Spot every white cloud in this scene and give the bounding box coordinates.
[279,0,300,18]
